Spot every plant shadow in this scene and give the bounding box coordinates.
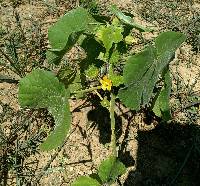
[87,101,122,145]
[124,121,200,186]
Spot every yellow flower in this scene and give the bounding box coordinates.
[100,76,112,91]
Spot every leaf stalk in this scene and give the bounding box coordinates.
[110,93,117,157]
[73,86,101,94]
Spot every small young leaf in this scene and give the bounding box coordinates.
[125,35,137,45]
[98,52,107,62]
[85,64,99,79]
[19,69,71,151]
[109,65,123,86]
[96,24,123,53]
[110,74,123,87]
[112,17,120,26]
[100,97,110,109]
[98,156,126,184]
[112,26,124,44]
[69,72,84,98]
[109,50,120,65]
[71,176,101,186]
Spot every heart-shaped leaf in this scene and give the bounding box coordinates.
[47,7,98,64]
[118,31,186,110]
[19,69,71,151]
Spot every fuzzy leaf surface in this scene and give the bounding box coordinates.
[109,50,120,65]
[96,25,123,53]
[109,65,123,86]
[152,69,172,120]
[47,7,97,64]
[48,7,96,50]
[85,64,99,79]
[19,69,71,151]
[118,31,186,110]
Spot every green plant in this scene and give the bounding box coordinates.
[18,5,186,185]
[71,156,126,186]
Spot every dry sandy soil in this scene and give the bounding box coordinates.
[0,0,200,185]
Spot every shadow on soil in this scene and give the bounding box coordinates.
[87,98,136,168]
[87,104,122,145]
[124,122,200,186]
[86,97,200,185]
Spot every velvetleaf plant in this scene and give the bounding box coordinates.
[18,5,186,185]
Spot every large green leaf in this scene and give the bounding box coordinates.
[98,156,126,184]
[118,31,186,110]
[71,176,101,186]
[118,46,156,110]
[155,32,187,71]
[152,68,172,121]
[18,69,71,151]
[49,7,96,50]
[47,7,98,64]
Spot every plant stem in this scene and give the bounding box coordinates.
[94,90,103,100]
[110,93,117,157]
[72,86,101,95]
